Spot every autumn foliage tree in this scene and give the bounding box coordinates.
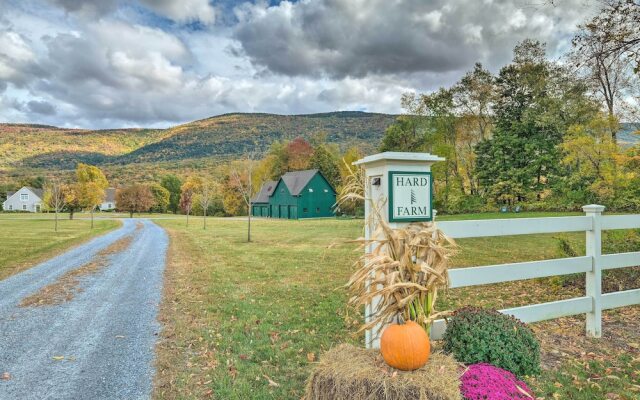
[116,184,155,218]
[180,177,201,227]
[286,136,314,170]
[150,183,170,213]
[76,163,109,229]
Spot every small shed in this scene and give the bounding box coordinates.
[251,169,336,219]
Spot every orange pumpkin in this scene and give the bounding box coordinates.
[380,321,430,371]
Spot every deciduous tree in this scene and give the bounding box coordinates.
[229,157,256,241]
[160,175,182,214]
[198,179,218,230]
[44,179,66,232]
[309,144,340,188]
[76,163,108,229]
[150,183,170,213]
[116,184,154,218]
[180,177,201,227]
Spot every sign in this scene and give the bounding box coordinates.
[388,171,433,222]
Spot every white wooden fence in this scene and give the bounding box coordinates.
[430,204,640,340]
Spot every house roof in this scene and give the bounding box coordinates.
[104,188,116,203]
[251,180,277,203]
[5,187,43,202]
[30,187,44,199]
[281,169,321,196]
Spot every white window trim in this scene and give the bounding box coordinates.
[20,193,29,201]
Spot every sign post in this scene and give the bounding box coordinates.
[353,151,444,349]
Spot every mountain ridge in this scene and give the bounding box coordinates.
[1,113,637,186]
[0,111,398,183]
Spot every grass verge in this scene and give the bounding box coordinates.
[154,215,639,399]
[0,216,121,281]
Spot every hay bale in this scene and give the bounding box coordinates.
[305,344,462,400]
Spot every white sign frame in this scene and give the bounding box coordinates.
[388,171,433,222]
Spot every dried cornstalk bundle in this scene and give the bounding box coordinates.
[337,158,365,208]
[347,218,456,333]
[339,163,456,334]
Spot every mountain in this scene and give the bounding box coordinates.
[2,113,636,186]
[619,123,640,147]
[116,111,396,164]
[0,111,397,184]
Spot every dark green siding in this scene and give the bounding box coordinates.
[251,203,271,217]
[270,180,297,219]
[253,171,336,219]
[295,173,336,219]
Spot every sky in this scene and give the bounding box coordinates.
[0,0,600,129]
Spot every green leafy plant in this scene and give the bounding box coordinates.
[443,306,541,377]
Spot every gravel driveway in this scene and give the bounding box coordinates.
[0,219,168,400]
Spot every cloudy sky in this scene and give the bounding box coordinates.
[0,0,599,129]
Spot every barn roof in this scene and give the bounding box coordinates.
[251,180,278,203]
[281,169,320,196]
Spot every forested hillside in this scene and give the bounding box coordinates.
[0,112,396,184]
[118,112,395,163]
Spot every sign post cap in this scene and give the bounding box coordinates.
[353,151,445,166]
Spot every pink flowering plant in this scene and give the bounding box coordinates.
[461,363,534,400]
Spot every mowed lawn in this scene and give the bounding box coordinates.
[0,214,120,280]
[153,213,640,400]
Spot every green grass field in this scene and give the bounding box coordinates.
[0,214,120,280]
[153,214,639,400]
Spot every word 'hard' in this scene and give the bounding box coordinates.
[395,177,429,187]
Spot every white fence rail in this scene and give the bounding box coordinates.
[430,204,640,340]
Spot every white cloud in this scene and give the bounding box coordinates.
[233,0,598,78]
[0,31,39,88]
[0,0,603,128]
[140,0,216,24]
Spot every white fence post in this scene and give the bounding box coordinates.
[583,204,605,338]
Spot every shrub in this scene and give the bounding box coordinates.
[443,306,540,377]
[460,363,534,400]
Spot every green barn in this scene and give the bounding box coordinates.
[251,169,336,219]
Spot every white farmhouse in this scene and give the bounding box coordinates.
[3,187,44,212]
[100,188,116,211]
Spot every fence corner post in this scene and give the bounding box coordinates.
[583,204,605,338]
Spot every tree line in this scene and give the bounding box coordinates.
[379,2,639,213]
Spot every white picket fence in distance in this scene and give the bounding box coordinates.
[430,204,640,340]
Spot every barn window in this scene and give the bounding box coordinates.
[20,193,28,201]
[303,208,308,213]
[316,207,320,213]
[8,205,12,210]
[22,204,27,210]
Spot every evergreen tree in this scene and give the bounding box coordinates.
[475,40,598,203]
[309,144,341,188]
[160,174,182,214]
